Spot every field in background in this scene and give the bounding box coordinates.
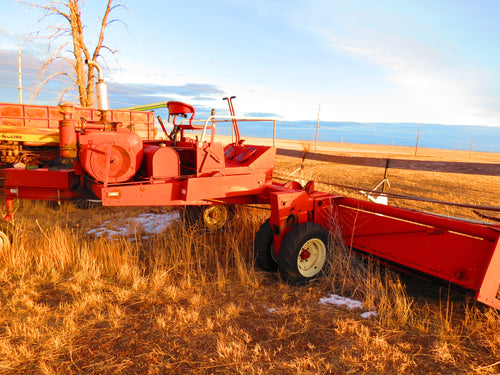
[216,134,500,163]
[0,142,499,374]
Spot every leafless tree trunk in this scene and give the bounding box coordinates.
[21,0,124,107]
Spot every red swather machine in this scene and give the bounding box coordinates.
[1,62,499,310]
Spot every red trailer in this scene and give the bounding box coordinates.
[0,102,156,168]
[1,61,499,310]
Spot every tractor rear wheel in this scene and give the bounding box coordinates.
[0,220,15,252]
[278,222,329,284]
[254,219,277,272]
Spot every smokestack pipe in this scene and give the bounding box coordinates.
[86,59,109,111]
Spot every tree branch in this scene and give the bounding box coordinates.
[21,0,124,107]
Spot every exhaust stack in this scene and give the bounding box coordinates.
[86,59,109,111]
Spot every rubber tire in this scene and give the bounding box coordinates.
[254,219,278,272]
[182,205,201,225]
[278,222,329,285]
[0,220,15,252]
[75,199,102,209]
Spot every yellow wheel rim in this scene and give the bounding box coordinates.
[202,205,228,231]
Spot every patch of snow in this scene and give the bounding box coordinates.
[319,294,363,310]
[360,311,378,319]
[320,294,379,319]
[87,211,180,239]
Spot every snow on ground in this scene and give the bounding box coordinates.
[319,294,363,310]
[87,211,181,240]
[360,311,378,319]
[319,294,378,319]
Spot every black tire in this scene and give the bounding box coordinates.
[278,222,329,284]
[75,199,102,209]
[254,219,278,272]
[0,220,15,252]
[182,205,202,226]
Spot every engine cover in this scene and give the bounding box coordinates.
[142,144,180,179]
[78,129,143,183]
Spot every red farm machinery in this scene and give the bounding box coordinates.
[0,102,155,169]
[1,61,499,310]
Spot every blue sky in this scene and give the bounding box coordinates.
[1,0,500,127]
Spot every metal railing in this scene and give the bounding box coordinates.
[178,116,277,146]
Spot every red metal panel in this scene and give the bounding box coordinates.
[78,130,144,183]
[95,181,185,206]
[476,238,500,309]
[5,187,86,201]
[143,145,180,179]
[4,168,78,189]
[0,103,155,140]
[197,142,225,175]
[183,174,269,201]
[336,196,498,241]
[0,104,22,117]
[332,197,500,292]
[267,186,327,253]
[4,168,85,202]
[91,174,271,207]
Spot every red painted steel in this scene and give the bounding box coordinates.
[166,101,197,128]
[79,129,144,183]
[0,102,156,141]
[3,101,276,209]
[2,99,500,310]
[142,145,180,179]
[263,182,500,309]
[477,238,500,309]
[223,96,241,144]
[0,102,157,169]
[5,168,79,189]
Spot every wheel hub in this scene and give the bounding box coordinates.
[202,205,228,231]
[299,248,311,260]
[297,238,327,277]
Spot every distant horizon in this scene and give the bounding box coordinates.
[227,120,500,153]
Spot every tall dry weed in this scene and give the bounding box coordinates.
[322,210,414,327]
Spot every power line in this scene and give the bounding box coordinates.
[0,84,18,88]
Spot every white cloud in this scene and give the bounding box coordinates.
[314,28,500,126]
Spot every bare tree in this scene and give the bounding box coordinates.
[21,0,124,107]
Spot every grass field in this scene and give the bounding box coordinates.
[0,142,499,374]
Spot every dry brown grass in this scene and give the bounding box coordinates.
[0,145,500,374]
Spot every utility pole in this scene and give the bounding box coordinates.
[314,104,320,151]
[415,123,421,156]
[469,136,474,158]
[18,45,23,104]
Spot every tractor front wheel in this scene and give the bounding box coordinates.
[254,219,277,272]
[278,222,329,284]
